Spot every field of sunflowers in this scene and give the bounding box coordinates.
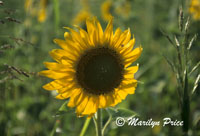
[0,0,199,136]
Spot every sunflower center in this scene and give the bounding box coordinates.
[76,47,124,95]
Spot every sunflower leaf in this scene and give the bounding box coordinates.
[107,107,138,120]
[54,100,75,116]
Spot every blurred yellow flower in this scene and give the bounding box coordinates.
[24,0,48,23]
[24,18,32,27]
[152,124,161,134]
[38,0,47,22]
[189,0,200,20]
[39,17,142,117]
[81,0,89,9]
[72,0,92,25]
[72,9,92,25]
[101,0,113,21]
[114,1,131,19]
[24,0,32,12]
[24,0,37,16]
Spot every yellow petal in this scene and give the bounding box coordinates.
[65,38,83,53]
[49,49,77,62]
[39,70,73,79]
[57,82,77,93]
[75,26,93,46]
[82,96,98,115]
[114,29,129,49]
[117,90,128,100]
[124,46,143,67]
[56,94,66,99]
[43,62,72,72]
[105,94,114,107]
[43,80,67,90]
[120,80,137,90]
[99,95,107,108]
[122,28,131,45]
[76,96,89,115]
[120,38,135,56]
[122,78,137,84]
[111,91,122,106]
[123,87,136,94]
[95,18,104,43]
[68,88,82,107]
[86,18,96,45]
[123,73,134,79]
[74,91,85,106]
[58,87,76,99]
[103,17,113,44]
[53,39,77,54]
[64,32,72,41]
[125,65,139,74]
[64,27,88,49]
[111,27,122,46]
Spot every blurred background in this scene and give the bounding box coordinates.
[0,0,199,135]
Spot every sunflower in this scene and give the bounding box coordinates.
[101,0,113,21]
[114,0,131,19]
[72,9,92,25]
[189,0,200,20]
[38,0,48,22]
[39,17,142,117]
[24,0,32,12]
[24,0,48,22]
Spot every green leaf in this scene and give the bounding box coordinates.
[187,34,197,50]
[193,111,200,127]
[162,54,176,73]
[192,74,200,94]
[181,70,190,133]
[189,61,200,75]
[55,100,75,116]
[107,107,138,120]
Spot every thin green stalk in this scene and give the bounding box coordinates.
[97,109,103,136]
[93,116,98,135]
[102,111,112,136]
[93,109,103,136]
[181,70,190,136]
[50,120,60,136]
[80,118,91,136]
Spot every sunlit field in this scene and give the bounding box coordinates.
[0,0,200,136]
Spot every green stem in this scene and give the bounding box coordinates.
[93,109,103,136]
[80,118,91,136]
[50,120,60,136]
[102,111,112,136]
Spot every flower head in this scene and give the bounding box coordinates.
[24,0,48,23]
[189,0,200,20]
[101,0,113,21]
[38,0,48,22]
[114,0,131,19]
[39,17,142,117]
[72,9,92,25]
